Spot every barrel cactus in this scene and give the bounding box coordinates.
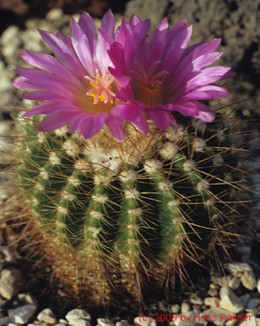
[12,11,246,308]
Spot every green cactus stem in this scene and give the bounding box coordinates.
[15,112,246,307]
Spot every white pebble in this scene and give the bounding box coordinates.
[225,262,252,274]
[181,302,191,313]
[116,320,130,326]
[46,8,63,21]
[228,276,241,290]
[97,318,112,326]
[65,309,91,326]
[133,316,156,326]
[257,279,260,294]
[219,286,244,313]
[37,308,57,324]
[204,297,220,307]
[241,271,257,290]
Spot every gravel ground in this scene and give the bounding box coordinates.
[0,2,260,325]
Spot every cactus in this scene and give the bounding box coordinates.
[11,11,250,309]
[15,111,246,307]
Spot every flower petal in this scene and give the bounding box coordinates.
[38,112,76,132]
[20,51,81,84]
[107,115,125,142]
[182,85,229,101]
[39,29,84,73]
[194,102,215,122]
[111,104,149,133]
[23,102,79,117]
[148,109,176,130]
[79,113,108,138]
[71,18,95,76]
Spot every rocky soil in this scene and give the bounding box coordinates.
[0,0,259,325]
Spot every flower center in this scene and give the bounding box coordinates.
[132,61,168,105]
[85,69,116,105]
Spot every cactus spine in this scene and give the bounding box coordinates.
[16,112,244,307]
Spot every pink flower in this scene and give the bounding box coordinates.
[14,12,234,141]
[108,17,234,131]
[14,11,128,141]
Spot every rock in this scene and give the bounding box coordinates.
[240,294,250,307]
[212,275,232,287]
[181,302,191,313]
[97,319,112,326]
[58,319,68,324]
[16,293,37,306]
[0,317,10,325]
[37,308,57,324]
[170,304,180,313]
[240,315,257,326]
[225,262,252,275]
[65,309,91,326]
[0,246,18,263]
[200,307,233,326]
[208,288,218,297]
[0,269,24,300]
[176,311,207,326]
[115,321,130,326]
[219,286,244,313]
[228,276,241,290]
[241,271,257,290]
[204,297,220,307]
[0,71,13,92]
[46,8,63,21]
[8,304,37,324]
[126,0,168,28]
[134,316,156,326]
[190,294,203,305]
[1,26,20,46]
[247,298,260,310]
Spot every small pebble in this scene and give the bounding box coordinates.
[241,271,257,290]
[115,321,130,326]
[65,309,91,326]
[208,288,218,297]
[97,318,112,326]
[240,315,257,326]
[8,304,37,324]
[46,8,64,21]
[58,319,68,324]
[204,297,220,307]
[240,293,250,307]
[219,286,244,313]
[225,262,252,275]
[247,298,260,310]
[0,317,10,325]
[134,316,156,326]
[190,293,203,305]
[181,302,191,313]
[37,308,57,324]
[170,304,180,313]
[257,279,260,294]
[0,269,24,300]
[228,276,241,290]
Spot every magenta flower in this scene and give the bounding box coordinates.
[14,11,129,141]
[14,12,234,141]
[108,17,234,131]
